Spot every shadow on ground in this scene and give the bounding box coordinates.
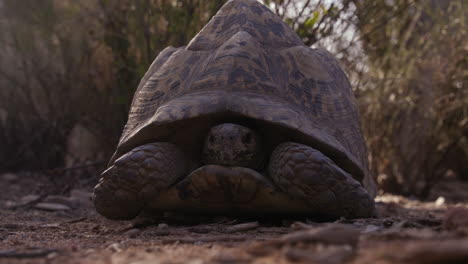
[1,171,468,264]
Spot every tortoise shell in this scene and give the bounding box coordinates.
[109,0,376,196]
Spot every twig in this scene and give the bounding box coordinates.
[223,221,259,233]
[290,221,317,230]
[8,194,47,210]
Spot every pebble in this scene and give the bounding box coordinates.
[107,243,122,253]
[124,228,141,238]
[435,196,446,207]
[158,223,169,229]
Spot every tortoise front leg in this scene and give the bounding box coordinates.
[268,142,375,219]
[93,143,189,220]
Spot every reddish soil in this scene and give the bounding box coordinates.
[1,171,468,264]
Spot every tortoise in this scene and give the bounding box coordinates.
[93,0,377,220]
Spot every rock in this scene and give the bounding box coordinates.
[35,202,71,211]
[158,223,169,229]
[106,243,122,253]
[4,201,16,208]
[435,197,445,207]
[124,228,141,238]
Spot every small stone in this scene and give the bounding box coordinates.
[158,223,168,229]
[124,228,141,238]
[107,243,122,253]
[435,196,445,207]
[46,252,59,259]
[35,202,71,211]
[91,225,101,232]
[4,201,16,208]
[383,219,393,227]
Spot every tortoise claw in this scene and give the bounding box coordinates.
[93,142,188,220]
[269,142,375,219]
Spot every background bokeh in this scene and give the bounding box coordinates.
[0,0,466,197]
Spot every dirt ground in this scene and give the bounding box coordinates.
[1,170,468,264]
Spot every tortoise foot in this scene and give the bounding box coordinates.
[269,142,375,219]
[93,142,188,220]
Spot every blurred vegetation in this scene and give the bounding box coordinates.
[0,0,226,170]
[353,0,467,196]
[0,0,466,197]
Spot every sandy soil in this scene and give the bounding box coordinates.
[1,170,468,264]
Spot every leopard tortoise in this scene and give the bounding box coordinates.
[93,0,377,220]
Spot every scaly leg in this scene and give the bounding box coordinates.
[269,142,375,219]
[93,143,189,219]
